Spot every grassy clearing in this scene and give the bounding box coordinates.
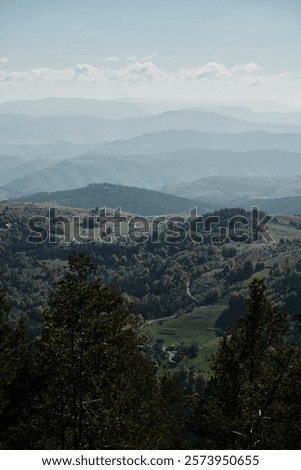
[145,305,224,371]
[242,268,270,286]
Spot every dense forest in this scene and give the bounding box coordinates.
[2,202,301,449]
[1,253,301,449]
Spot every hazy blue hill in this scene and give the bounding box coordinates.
[248,195,301,215]
[2,159,57,186]
[2,97,299,120]
[5,148,301,198]
[0,154,60,187]
[1,110,301,145]
[0,98,153,119]
[0,186,13,200]
[141,109,301,135]
[98,129,301,155]
[74,148,301,178]
[5,157,170,196]
[184,99,300,113]
[0,154,27,185]
[0,154,25,170]
[21,183,210,215]
[162,175,301,208]
[0,141,101,161]
[0,114,114,144]
[196,104,301,126]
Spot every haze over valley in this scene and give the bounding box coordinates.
[0,97,301,214]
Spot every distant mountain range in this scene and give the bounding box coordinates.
[0,98,155,119]
[1,129,300,165]
[4,148,301,199]
[0,97,299,117]
[1,98,301,214]
[97,129,301,155]
[21,183,210,216]
[1,109,301,145]
[193,104,301,127]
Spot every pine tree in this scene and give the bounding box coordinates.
[37,253,182,449]
[192,279,301,449]
[0,289,33,449]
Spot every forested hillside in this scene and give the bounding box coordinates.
[2,201,301,339]
[21,183,210,216]
[1,251,301,449]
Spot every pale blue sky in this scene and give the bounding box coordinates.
[0,0,300,103]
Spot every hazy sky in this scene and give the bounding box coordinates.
[0,0,300,105]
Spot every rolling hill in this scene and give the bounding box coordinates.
[162,176,301,212]
[248,195,301,215]
[0,154,56,187]
[21,183,210,216]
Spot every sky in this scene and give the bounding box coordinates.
[0,0,300,105]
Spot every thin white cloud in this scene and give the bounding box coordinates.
[125,52,158,62]
[2,67,74,83]
[141,52,158,61]
[124,53,138,62]
[111,61,167,82]
[176,62,231,80]
[232,63,261,75]
[175,62,288,86]
[0,61,289,88]
[0,57,8,66]
[98,53,158,64]
[98,56,121,63]
[74,63,99,81]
